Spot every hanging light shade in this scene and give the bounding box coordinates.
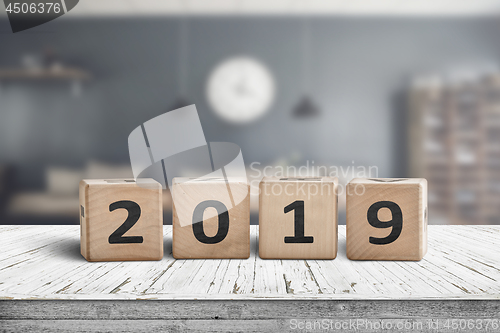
[293,95,319,118]
[171,14,191,112]
[293,17,320,118]
[170,96,191,111]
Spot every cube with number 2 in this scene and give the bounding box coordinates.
[79,179,163,262]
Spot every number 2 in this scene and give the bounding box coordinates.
[367,201,403,245]
[284,200,314,243]
[108,200,143,244]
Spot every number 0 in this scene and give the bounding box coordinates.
[367,201,403,245]
[192,200,229,244]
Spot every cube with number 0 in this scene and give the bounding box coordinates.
[79,179,163,262]
[259,177,338,259]
[346,178,427,261]
[172,177,250,259]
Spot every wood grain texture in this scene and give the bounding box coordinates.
[259,177,338,259]
[172,177,250,259]
[2,300,500,320]
[1,225,500,300]
[79,179,163,262]
[2,300,500,332]
[346,178,427,260]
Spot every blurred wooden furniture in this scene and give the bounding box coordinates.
[2,162,177,225]
[409,73,500,224]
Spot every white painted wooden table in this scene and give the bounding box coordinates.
[1,225,500,332]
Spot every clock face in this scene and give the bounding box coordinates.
[206,57,275,124]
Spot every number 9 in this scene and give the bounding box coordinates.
[367,201,403,245]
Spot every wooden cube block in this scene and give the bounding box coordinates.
[346,178,428,261]
[172,177,250,259]
[259,177,338,259]
[79,179,163,262]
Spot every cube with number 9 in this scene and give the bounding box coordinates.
[346,178,427,260]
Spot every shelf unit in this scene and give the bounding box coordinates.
[409,72,500,224]
[0,68,91,81]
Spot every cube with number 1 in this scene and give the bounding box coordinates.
[259,177,338,259]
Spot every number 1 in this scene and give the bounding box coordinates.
[284,200,314,243]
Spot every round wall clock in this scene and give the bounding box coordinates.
[206,56,275,124]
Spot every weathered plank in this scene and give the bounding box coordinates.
[1,300,500,320]
[1,226,500,300]
[2,318,499,333]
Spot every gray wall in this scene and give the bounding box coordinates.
[1,17,500,188]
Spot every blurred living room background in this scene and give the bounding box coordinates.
[1,0,500,225]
